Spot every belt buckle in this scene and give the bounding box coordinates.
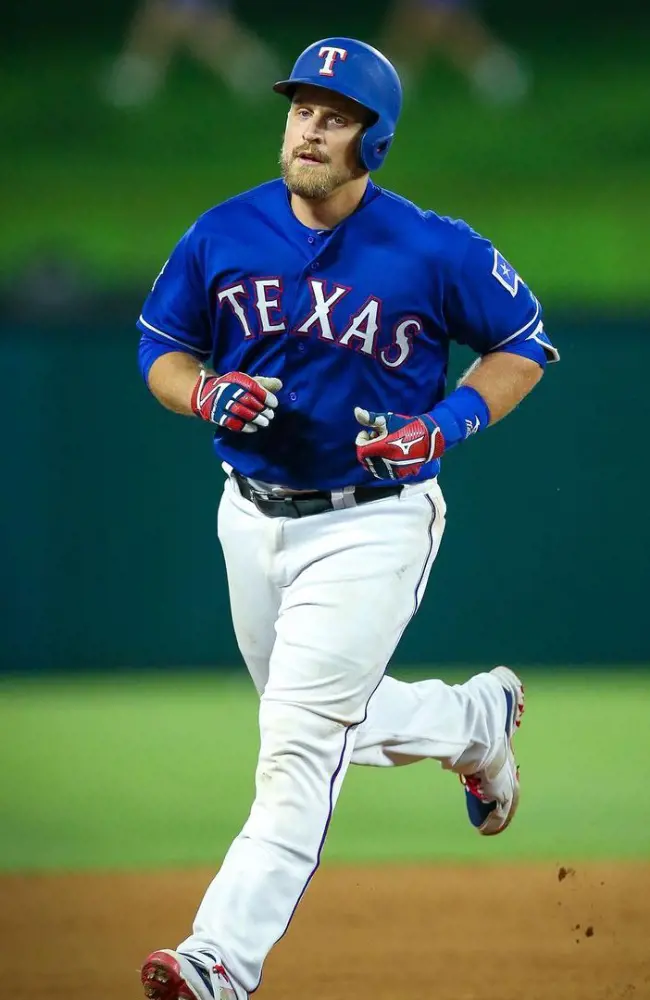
[252,490,302,519]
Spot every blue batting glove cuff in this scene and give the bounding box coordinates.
[428,385,491,450]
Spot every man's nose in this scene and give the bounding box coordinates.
[302,123,323,144]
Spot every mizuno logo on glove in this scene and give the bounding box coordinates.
[391,435,425,455]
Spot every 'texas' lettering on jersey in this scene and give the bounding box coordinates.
[216,277,421,369]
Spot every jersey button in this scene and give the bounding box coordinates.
[289,391,297,401]
[311,261,319,269]
[307,236,315,244]
[297,343,306,353]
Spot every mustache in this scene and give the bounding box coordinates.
[292,145,329,163]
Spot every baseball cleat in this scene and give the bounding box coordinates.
[461,666,525,836]
[141,949,241,1000]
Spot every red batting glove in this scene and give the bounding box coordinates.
[354,407,445,480]
[191,370,282,433]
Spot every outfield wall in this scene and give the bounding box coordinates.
[2,317,647,672]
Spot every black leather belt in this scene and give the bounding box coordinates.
[232,471,402,519]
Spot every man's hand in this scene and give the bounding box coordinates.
[192,370,282,433]
[354,407,445,480]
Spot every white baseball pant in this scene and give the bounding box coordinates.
[178,475,509,994]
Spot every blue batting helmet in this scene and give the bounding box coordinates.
[273,37,402,172]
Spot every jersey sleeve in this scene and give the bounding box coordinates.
[445,230,559,366]
[136,222,212,359]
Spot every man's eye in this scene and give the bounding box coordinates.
[331,115,347,126]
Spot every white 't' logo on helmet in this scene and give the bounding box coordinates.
[318,46,348,77]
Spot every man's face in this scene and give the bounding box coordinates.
[280,85,371,200]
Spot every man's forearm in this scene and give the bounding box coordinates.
[148,351,211,416]
[458,352,543,425]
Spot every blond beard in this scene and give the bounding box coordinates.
[280,147,355,200]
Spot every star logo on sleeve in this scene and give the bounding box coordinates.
[492,248,522,297]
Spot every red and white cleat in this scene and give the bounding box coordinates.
[141,949,242,1000]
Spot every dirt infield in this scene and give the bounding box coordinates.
[3,862,649,1000]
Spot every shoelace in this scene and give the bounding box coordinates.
[212,964,237,995]
[461,773,491,802]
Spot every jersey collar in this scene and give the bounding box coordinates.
[282,178,381,236]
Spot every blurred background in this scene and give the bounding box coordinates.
[2,1,650,872]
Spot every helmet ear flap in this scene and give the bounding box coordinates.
[360,123,395,172]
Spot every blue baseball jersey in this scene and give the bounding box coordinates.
[137,178,558,490]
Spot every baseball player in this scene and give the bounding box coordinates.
[137,37,558,1000]
[381,0,530,103]
[104,0,281,107]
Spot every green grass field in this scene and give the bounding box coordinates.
[2,31,650,307]
[2,668,649,872]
